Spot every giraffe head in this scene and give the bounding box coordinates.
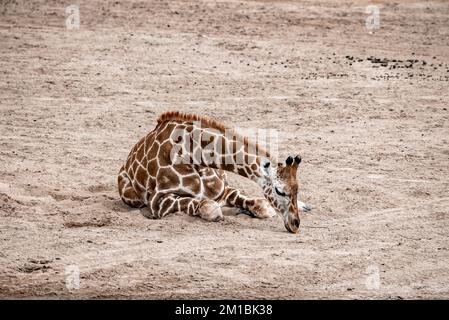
[261,155,303,233]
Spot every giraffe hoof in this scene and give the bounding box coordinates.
[199,200,223,222]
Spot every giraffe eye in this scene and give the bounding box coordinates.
[275,187,286,197]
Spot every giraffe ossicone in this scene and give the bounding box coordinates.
[118,111,311,233]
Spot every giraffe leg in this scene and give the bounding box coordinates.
[143,193,223,222]
[118,166,145,208]
[220,186,276,219]
[197,199,224,222]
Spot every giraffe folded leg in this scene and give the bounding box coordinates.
[220,186,276,219]
[118,167,145,208]
[197,199,223,222]
[143,193,223,222]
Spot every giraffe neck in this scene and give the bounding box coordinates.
[170,122,273,185]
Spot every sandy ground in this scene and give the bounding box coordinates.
[0,0,448,299]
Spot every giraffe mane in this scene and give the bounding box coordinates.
[157,111,272,161]
[157,111,229,133]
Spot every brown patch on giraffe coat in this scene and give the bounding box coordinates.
[234,194,244,207]
[203,177,224,199]
[147,176,156,192]
[156,122,175,142]
[245,199,255,208]
[237,167,248,178]
[157,167,180,190]
[184,125,194,134]
[136,144,144,160]
[147,159,158,177]
[158,140,174,166]
[135,165,149,186]
[183,175,201,194]
[147,140,160,159]
[173,164,196,176]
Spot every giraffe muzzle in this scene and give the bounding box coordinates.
[285,217,300,233]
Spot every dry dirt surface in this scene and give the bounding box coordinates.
[1,0,449,299]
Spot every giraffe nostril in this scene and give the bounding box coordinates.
[292,218,300,229]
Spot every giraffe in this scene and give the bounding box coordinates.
[118,111,311,233]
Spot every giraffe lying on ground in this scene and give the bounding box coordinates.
[118,111,311,233]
